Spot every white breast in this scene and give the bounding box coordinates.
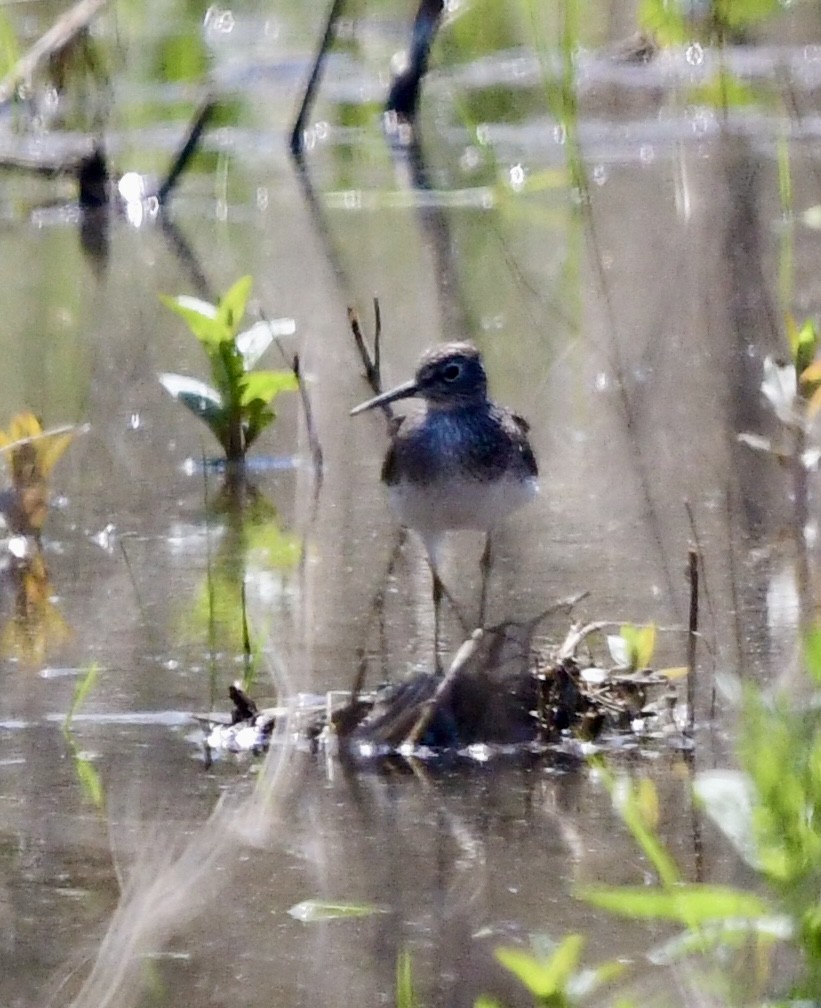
[388,472,539,536]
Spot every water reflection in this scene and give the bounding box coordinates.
[0,0,819,1004]
[0,413,82,666]
[189,471,300,705]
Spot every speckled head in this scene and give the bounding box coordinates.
[413,342,487,407]
[350,341,488,415]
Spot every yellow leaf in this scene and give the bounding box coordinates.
[807,384,821,418]
[657,666,689,681]
[801,361,821,384]
[35,427,77,476]
[9,411,42,442]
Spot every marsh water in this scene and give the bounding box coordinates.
[1,1,820,1005]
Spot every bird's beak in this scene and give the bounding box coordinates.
[350,378,419,416]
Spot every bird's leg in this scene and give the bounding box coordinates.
[478,533,493,627]
[423,535,468,673]
[432,565,444,675]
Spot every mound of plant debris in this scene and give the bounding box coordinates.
[336,610,685,757]
[197,600,688,763]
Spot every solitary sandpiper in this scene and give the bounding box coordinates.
[351,342,539,666]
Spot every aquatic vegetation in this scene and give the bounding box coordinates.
[0,8,20,79]
[605,623,656,672]
[63,664,105,809]
[287,899,388,922]
[159,275,299,463]
[739,316,820,450]
[639,0,783,46]
[0,411,80,535]
[396,950,418,1008]
[481,935,624,1008]
[0,412,80,664]
[580,646,821,1000]
[184,481,299,708]
[0,548,71,666]
[490,645,821,1004]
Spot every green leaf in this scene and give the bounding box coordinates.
[396,951,417,1008]
[473,998,503,1008]
[579,884,771,925]
[217,275,253,337]
[75,754,105,809]
[64,664,99,732]
[287,899,387,922]
[788,317,818,379]
[241,370,298,450]
[495,935,584,999]
[158,373,227,446]
[0,9,21,77]
[240,369,299,409]
[617,624,656,670]
[242,402,274,452]
[633,624,656,669]
[160,294,226,348]
[210,340,245,403]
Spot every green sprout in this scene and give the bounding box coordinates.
[159,276,298,463]
[606,623,657,672]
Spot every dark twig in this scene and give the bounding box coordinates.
[240,579,253,688]
[685,499,717,718]
[348,305,383,400]
[372,297,382,389]
[157,96,217,206]
[384,0,445,124]
[686,547,699,735]
[289,0,345,157]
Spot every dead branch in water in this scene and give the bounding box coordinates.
[157,96,217,206]
[686,546,698,735]
[0,0,108,107]
[348,300,384,402]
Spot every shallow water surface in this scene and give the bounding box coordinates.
[0,0,819,1005]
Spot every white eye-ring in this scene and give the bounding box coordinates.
[442,362,462,382]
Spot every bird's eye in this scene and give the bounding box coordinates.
[442,362,462,382]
